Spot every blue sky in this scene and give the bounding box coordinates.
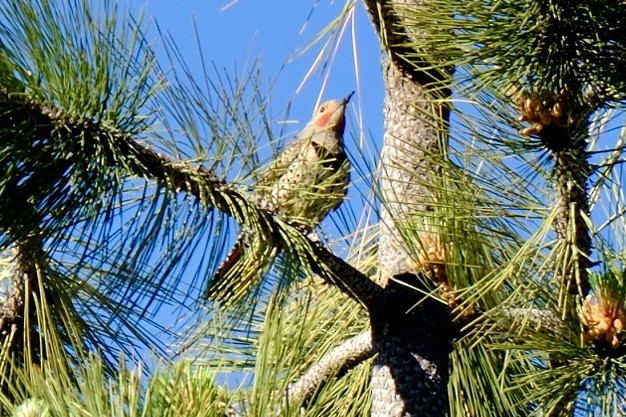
[137,1,384,145]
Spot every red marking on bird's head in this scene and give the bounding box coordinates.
[315,109,332,127]
[313,100,341,128]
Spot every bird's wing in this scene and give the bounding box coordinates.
[255,138,307,190]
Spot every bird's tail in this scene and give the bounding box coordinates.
[204,238,242,300]
[205,233,279,306]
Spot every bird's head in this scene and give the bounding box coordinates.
[310,91,354,136]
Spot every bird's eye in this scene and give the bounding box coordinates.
[319,105,326,113]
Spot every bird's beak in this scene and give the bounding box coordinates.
[343,91,355,104]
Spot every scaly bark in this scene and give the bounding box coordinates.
[363,1,454,415]
[544,123,591,297]
[0,205,47,394]
[285,331,374,408]
[371,63,451,417]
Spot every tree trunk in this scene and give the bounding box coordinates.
[370,59,452,415]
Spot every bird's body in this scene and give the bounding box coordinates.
[206,94,352,301]
[254,124,349,227]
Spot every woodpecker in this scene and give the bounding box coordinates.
[206,93,353,301]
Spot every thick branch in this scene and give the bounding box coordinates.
[0,195,45,350]
[308,240,384,308]
[284,330,374,408]
[3,94,383,307]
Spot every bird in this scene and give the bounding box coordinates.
[206,93,353,303]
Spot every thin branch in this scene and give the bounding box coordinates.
[501,307,564,333]
[284,330,374,408]
[463,306,564,336]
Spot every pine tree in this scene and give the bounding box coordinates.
[1,1,626,416]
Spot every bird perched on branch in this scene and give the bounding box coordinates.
[206,92,353,303]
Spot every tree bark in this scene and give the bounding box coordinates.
[361,0,455,414]
[546,124,591,297]
[370,59,452,416]
[0,220,48,393]
[285,331,373,408]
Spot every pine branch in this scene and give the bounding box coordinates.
[549,132,592,297]
[284,330,373,408]
[517,100,592,297]
[307,240,384,308]
[502,307,564,333]
[2,93,383,308]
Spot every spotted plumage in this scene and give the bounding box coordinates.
[255,128,350,226]
[206,93,353,301]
